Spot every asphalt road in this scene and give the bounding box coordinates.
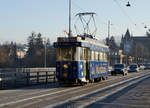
[0,70,150,108]
[85,73,150,108]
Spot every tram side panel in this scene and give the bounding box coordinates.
[89,61,109,80]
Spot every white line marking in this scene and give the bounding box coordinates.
[46,73,150,108]
[0,86,80,108]
[80,75,150,108]
[92,102,149,107]
[0,72,148,108]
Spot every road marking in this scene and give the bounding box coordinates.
[11,86,61,98]
[0,86,81,108]
[0,83,58,94]
[47,73,150,108]
[0,71,147,108]
[80,74,150,108]
[91,102,149,107]
[0,73,122,103]
[0,75,125,107]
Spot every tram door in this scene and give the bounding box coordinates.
[86,48,91,80]
[81,48,90,80]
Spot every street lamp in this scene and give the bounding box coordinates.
[126,1,131,7]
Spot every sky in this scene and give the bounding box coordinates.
[0,0,150,44]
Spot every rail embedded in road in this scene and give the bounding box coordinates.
[0,70,149,108]
[50,72,150,108]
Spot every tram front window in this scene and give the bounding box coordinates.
[60,47,77,61]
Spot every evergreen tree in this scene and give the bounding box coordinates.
[46,38,51,47]
[25,32,46,67]
[36,33,44,49]
[10,42,18,67]
[26,32,36,57]
[109,36,118,50]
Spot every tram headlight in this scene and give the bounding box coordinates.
[0,78,2,81]
[81,71,84,77]
[64,64,68,69]
[80,64,83,69]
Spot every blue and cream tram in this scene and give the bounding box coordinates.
[54,35,109,85]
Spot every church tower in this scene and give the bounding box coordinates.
[124,29,131,42]
[120,29,132,52]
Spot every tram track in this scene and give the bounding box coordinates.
[49,71,150,108]
[0,74,121,105]
[0,70,149,108]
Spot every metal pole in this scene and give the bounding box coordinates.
[44,37,47,68]
[68,0,71,37]
[108,20,110,65]
[136,44,137,63]
[108,20,110,39]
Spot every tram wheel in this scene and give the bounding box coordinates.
[80,82,86,86]
[102,76,106,80]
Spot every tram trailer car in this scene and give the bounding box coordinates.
[54,36,109,85]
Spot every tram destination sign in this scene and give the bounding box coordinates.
[54,42,81,47]
[58,37,81,42]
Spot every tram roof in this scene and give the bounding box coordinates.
[54,36,109,52]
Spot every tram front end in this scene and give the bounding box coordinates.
[56,61,86,84]
[54,37,87,84]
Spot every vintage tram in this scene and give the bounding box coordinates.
[54,35,109,85]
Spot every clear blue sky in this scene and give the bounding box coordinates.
[0,0,150,44]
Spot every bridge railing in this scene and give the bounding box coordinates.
[0,68,56,89]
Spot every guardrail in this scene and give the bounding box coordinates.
[0,68,56,89]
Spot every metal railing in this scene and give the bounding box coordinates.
[0,68,56,89]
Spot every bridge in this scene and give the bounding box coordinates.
[0,69,150,108]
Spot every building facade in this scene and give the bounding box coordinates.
[120,29,150,63]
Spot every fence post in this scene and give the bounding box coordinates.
[37,72,39,84]
[0,71,2,89]
[26,72,30,85]
[14,72,17,87]
[46,71,48,83]
[54,71,56,82]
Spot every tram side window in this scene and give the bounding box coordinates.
[75,47,80,61]
[80,48,84,60]
[99,52,103,61]
[106,52,109,61]
[91,51,95,61]
[103,53,105,61]
[87,49,91,60]
[95,52,99,61]
[103,53,108,62]
[103,52,105,61]
[80,48,88,60]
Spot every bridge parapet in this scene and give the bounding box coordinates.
[0,68,56,89]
